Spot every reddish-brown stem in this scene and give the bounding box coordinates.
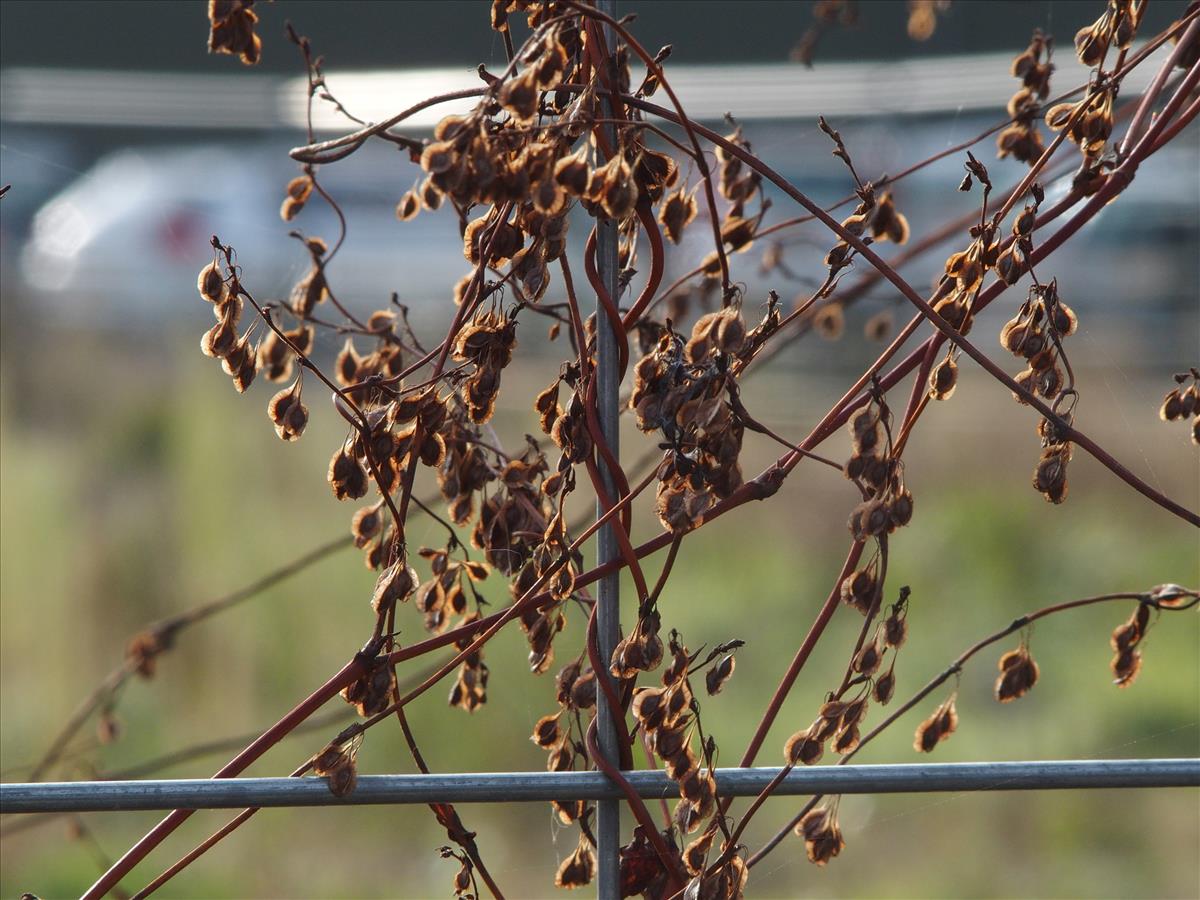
[572,1,732,295]
[738,541,864,769]
[83,649,377,899]
[620,95,1200,526]
[747,588,1199,868]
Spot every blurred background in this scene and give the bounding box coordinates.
[1,2,1197,898]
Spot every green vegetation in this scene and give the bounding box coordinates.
[1,328,1196,898]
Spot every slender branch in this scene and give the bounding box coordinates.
[747,587,1200,868]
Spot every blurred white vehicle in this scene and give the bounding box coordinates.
[19,140,470,325]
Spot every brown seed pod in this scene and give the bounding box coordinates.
[553,149,590,196]
[570,669,596,710]
[914,697,957,753]
[995,646,1040,702]
[784,726,825,766]
[852,640,883,677]
[329,445,370,501]
[929,355,958,401]
[554,836,596,890]
[840,566,877,615]
[659,188,697,244]
[530,712,561,748]
[832,724,860,755]
[705,654,736,696]
[499,68,540,122]
[267,379,308,441]
[883,608,908,648]
[840,696,868,730]
[280,175,313,221]
[798,802,845,866]
[200,316,238,359]
[1159,389,1183,422]
[683,829,716,876]
[1111,646,1142,688]
[351,503,383,549]
[395,189,420,222]
[311,736,362,798]
[873,663,896,705]
[371,560,419,613]
[632,687,667,731]
[870,192,910,244]
[197,261,226,303]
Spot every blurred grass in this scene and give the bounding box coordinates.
[1,321,1197,899]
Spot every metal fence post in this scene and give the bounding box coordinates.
[594,2,622,896]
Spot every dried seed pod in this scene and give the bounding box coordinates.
[659,188,697,243]
[420,138,457,174]
[530,712,561,748]
[840,567,877,615]
[883,607,907,648]
[995,646,1040,702]
[1049,301,1078,337]
[1033,444,1071,503]
[267,379,308,441]
[683,829,716,876]
[312,736,362,798]
[784,726,824,766]
[705,654,735,695]
[852,639,883,677]
[1074,23,1108,68]
[797,802,845,866]
[1110,620,1140,653]
[569,669,596,710]
[654,719,690,760]
[329,445,370,501]
[870,192,909,244]
[126,630,166,679]
[1111,646,1142,687]
[281,175,313,221]
[873,663,896,705]
[1035,364,1063,399]
[351,503,383,548]
[840,696,868,730]
[395,189,420,222]
[499,67,540,122]
[914,697,957,753]
[200,316,238,359]
[796,807,829,842]
[554,149,590,196]
[929,355,959,401]
[1159,389,1184,422]
[832,724,860,755]
[995,244,1026,284]
[197,261,226,303]
[632,687,667,730]
[849,497,891,540]
[554,835,596,890]
[371,560,419,613]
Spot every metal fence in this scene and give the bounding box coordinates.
[3,760,1197,814]
[2,758,1197,898]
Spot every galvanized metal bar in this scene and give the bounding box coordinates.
[593,2,622,898]
[5,760,1197,814]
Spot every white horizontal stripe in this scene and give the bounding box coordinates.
[0,44,1170,130]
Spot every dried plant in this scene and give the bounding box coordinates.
[15,3,1199,898]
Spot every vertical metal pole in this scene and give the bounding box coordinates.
[593,3,621,897]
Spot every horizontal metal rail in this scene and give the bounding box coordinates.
[3,759,1196,814]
